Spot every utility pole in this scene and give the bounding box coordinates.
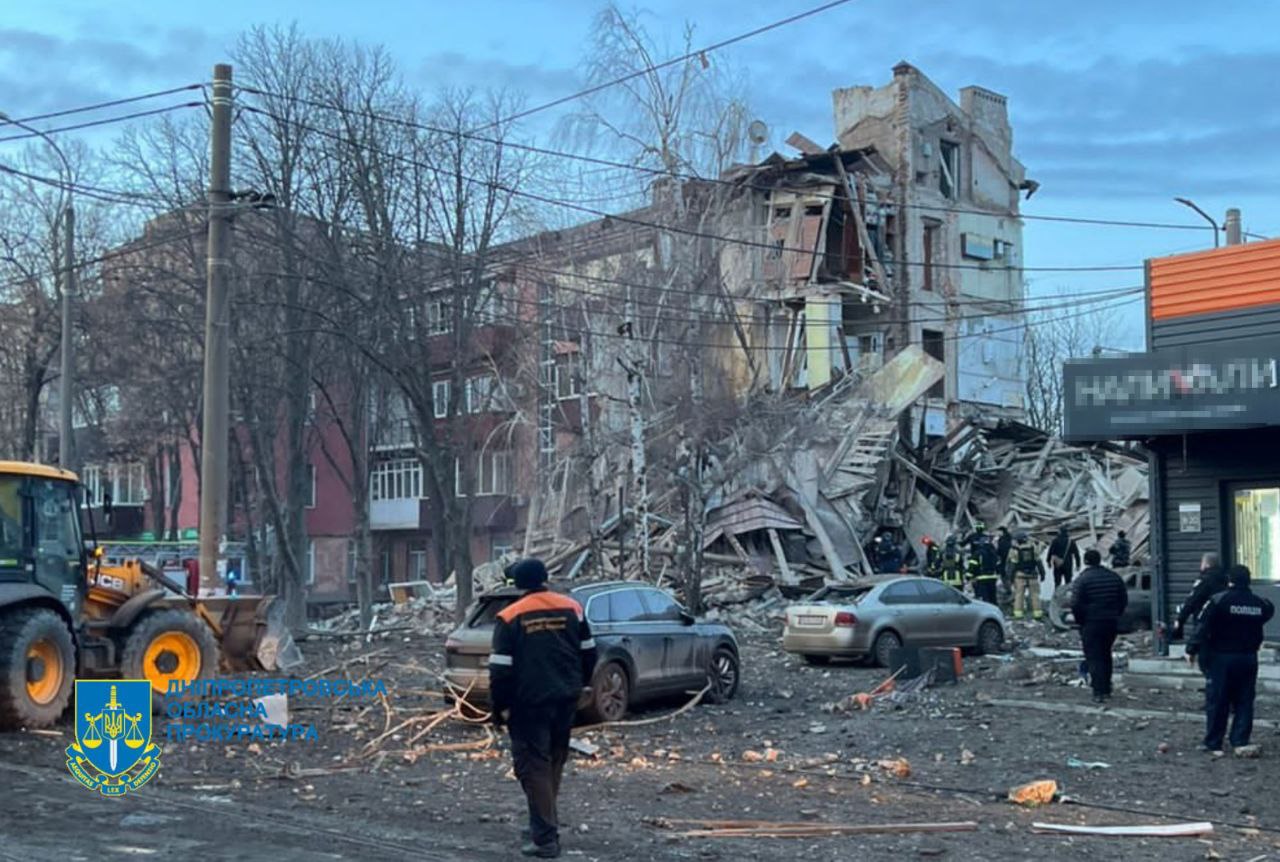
[1225,208,1243,246]
[199,63,233,594]
[59,204,75,472]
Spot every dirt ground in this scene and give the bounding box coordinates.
[4,624,1279,861]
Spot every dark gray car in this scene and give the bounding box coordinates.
[444,581,740,722]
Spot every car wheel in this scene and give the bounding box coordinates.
[584,662,629,723]
[705,647,739,704]
[872,630,902,668]
[801,654,830,666]
[977,620,1004,655]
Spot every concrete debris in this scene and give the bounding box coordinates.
[530,346,1147,613]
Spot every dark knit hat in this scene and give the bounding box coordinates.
[506,558,549,590]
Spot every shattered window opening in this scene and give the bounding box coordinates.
[939,140,959,199]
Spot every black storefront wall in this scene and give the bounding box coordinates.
[1152,427,1280,638]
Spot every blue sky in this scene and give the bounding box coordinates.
[4,0,1278,347]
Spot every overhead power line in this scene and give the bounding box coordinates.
[475,0,858,130]
[240,84,1215,235]
[1,85,204,126]
[239,104,1145,275]
[0,102,203,146]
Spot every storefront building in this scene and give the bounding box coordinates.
[1064,237,1280,644]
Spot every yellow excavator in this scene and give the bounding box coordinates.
[0,461,300,729]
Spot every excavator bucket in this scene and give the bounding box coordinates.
[201,595,304,672]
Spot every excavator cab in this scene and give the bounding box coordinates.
[0,461,301,730]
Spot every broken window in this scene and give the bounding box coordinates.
[939,141,959,199]
[922,220,941,292]
[922,329,945,399]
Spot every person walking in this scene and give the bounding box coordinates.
[1048,527,1081,588]
[1187,565,1275,755]
[489,559,597,858]
[1007,531,1046,621]
[1071,549,1128,704]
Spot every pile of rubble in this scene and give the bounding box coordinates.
[535,345,1148,608]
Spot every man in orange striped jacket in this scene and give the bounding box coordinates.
[490,559,597,858]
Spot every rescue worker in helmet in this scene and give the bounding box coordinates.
[1007,530,1046,620]
[939,535,965,590]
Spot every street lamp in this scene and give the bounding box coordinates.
[0,110,76,471]
[1174,197,1220,249]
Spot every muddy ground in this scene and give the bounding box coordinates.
[3,624,1279,861]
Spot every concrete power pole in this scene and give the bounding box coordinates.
[1225,208,1243,246]
[59,204,75,472]
[199,63,233,593]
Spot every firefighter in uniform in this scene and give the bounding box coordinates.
[921,536,941,579]
[1007,531,1045,620]
[939,535,965,590]
[1187,565,1275,754]
[964,523,1000,604]
[489,559,597,858]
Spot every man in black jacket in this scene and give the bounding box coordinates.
[1173,553,1226,641]
[1048,527,1081,587]
[1071,549,1128,704]
[1187,565,1275,754]
[490,559,597,858]
[996,527,1013,579]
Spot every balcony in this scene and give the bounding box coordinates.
[370,497,420,531]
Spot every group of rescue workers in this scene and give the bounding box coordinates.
[910,522,1133,621]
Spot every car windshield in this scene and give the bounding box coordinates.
[807,585,872,604]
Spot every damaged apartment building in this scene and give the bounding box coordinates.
[367,63,1036,586]
[717,61,1033,434]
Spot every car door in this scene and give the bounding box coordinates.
[639,588,701,689]
[606,588,666,696]
[877,580,934,646]
[916,579,973,645]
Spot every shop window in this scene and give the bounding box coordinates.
[1233,486,1280,582]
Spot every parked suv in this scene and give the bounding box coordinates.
[444,581,740,722]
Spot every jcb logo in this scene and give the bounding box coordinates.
[94,573,127,591]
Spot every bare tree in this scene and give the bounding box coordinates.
[1024,291,1121,434]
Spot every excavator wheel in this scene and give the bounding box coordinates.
[121,609,219,702]
[0,607,75,729]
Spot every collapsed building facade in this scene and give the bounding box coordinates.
[361,63,1146,605]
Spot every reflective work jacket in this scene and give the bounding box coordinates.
[489,588,597,712]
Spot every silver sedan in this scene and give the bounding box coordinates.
[782,576,1008,666]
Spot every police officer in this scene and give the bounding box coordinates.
[921,536,941,579]
[1108,530,1131,569]
[1187,565,1275,755]
[1071,549,1128,704]
[1172,552,1227,642]
[1007,531,1045,620]
[489,559,597,858]
[939,535,965,590]
[964,523,1000,604]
